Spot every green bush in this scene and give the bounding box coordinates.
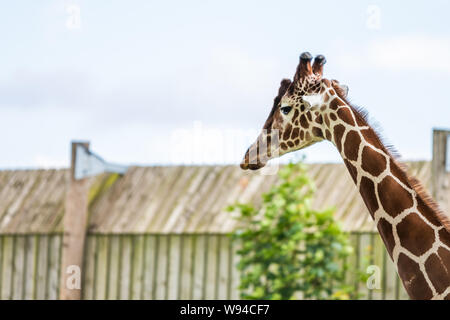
[228,162,357,300]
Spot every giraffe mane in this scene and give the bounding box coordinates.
[263,79,292,130]
[332,82,450,232]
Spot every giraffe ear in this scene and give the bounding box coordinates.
[331,79,349,98]
[339,84,349,98]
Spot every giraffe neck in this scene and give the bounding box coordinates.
[321,97,450,300]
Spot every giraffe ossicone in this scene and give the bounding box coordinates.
[240,52,450,300]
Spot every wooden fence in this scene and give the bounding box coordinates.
[0,232,408,300]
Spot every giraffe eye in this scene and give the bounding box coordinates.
[280,106,292,115]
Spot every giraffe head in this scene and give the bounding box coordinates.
[240,52,349,170]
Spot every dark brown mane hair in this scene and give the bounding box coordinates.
[263,79,291,130]
[331,82,450,232]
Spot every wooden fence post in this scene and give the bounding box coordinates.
[59,141,90,300]
[432,129,450,217]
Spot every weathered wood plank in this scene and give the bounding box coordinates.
[370,233,383,300]
[192,235,206,299]
[1,236,14,299]
[35,235,48,300]
[179,235,194,299]
[230,238,241,300]
[130,235,145,300]
[155,235,168,299]
[119,236,132,300]
[210,167,246,233]
[358,233,371,299]
[217,236,230,300]
[167,235,181,300]
[205,235,219,299]
[188,167,230,233]
[106,235,120,300]
[23,235,37,300]
[153,168,199,234]
[47,235,61,300]
[95,235,109,299]
[12,236,25,300]
[142,167,185,233]
[344,233,358,294]
[162,168,203,233]
[109,169,151,233]
[82,235,96,300]
[142,235,157,299]
[0,172,36,232]
[125,170,160,233]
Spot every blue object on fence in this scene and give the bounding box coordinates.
[74,144,128,180]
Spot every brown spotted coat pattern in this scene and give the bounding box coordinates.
[241,53,450,300]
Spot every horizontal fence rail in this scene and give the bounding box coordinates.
[0,233,408,300]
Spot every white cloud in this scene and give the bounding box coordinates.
[33,154,66,169]
[336,35,450,73]
[369,35,450,72]
[207,45,279,93]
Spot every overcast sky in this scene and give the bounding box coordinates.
[1,1,450,169]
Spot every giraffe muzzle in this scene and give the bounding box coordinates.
[240,146,268,170]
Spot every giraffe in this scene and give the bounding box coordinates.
[240,52,450,300]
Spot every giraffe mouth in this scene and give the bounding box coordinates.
[240,161,266,171]
[240,139,317,170]
[240,146,269,170]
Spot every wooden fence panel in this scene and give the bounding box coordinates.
[370,233,383,300]
[82,235,96,300]
[142,235,157,299]
[119,236,132,300]
[179,234,194,299]
[358,233,371,299]
[94,235,109,299]
[35,235,48,300]
[217,236,231,299]
[205,234,219,299]
[23,235,37,300]
[154,235,168,299]
[1,235,14,300]
[47,235,61,300]
[346,233,359,295]
[191,234,205,299]
[106,235,120,300]
[167,235,181,300]
[12,236,25,300]
[0,232,411,300]
[130,235,145,300]
[230,237,241,299]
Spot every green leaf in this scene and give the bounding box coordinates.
[227,161,357,300]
